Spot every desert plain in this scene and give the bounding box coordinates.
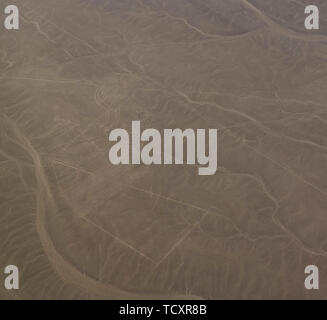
[0,0,327,299]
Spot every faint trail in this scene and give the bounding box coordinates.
[51,159,94,176]
[20,14,55,45]
[82,216,156,264]
[314,114,327,126]
[30,20,54,44]
[176,91,327,200]
[159,9,256,40]
[134,1,260,41]
[129,183,327,258]
[0,77,95,86]
[239,0,327,42]
[20,8,99,56]
[154,212,210,268]
[178,90,327,156]
[0,113,203,300]
[48,21,99,54]
[0,50,14,71]
[128,185,207,212]
[220,171,279,209]
[177,90,267,129]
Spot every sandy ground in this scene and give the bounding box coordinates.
[0,0,327,299]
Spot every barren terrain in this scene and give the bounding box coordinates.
[1,0,327,299]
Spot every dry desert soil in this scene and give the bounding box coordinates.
[0,0,327,299]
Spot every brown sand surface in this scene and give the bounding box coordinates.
[0,0,327,299]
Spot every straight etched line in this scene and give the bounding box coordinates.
[82,216,156,264]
